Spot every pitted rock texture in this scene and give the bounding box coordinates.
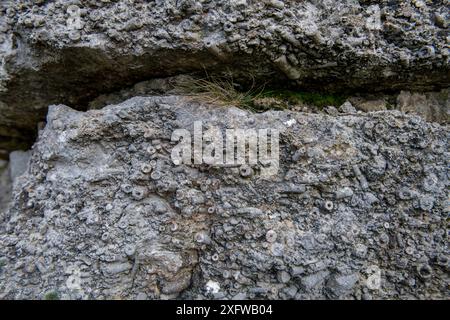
[0,96,448,300]
[0,159,11,214]
[0,0,449,154]
[397,89,450,124]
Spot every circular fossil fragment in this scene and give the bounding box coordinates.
[132,187,147,200]
[223,22,234,32]
[195,231,211,244]
[324,200,334,212]
[223,270,231,279]
[175,190,185,200]
[101,232,109,241]
[239,165,253,178]
[26,200,34,209]
[67,5,80,16]
[200,182,209,192]
[118,220,128,229]
[436,254,448,267]
[363,121,374,135]
[124,244,135,257]
[374,122,387,135]
[405,246,415,255]
[207,206,216,214]
[89,10,101,22]
[266,230,277,243]
[151,171,162,180]
[35,186,48,200]
[398,188,413,200]
[211,253,219,262]
[354,243,367,258]
[147,146,157,155]
[121,184,133,194]
[417,264,432,279]
[141,163,152,174]
[422,174,438,192]
[419,196,434,211]
[68,30,81,41]
[431,142,445,154]
[169,222,178,232]
[397,134,409,144]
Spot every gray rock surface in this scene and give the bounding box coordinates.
[397,89,450,124]
[0,96,448,299]
[0,160,11,214]
[0,0,449,154]
[8,150,31,182]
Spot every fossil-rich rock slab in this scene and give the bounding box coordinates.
[0,159,11,214]
[0,1,449,154]
[0,96,448,299]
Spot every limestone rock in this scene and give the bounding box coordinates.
[350,97,388,112]
[0,160,11,215]
[397,89,449,123]
[0,96,447,299]
[8,150,31,182]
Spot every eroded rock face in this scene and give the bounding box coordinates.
[397,89,450,124]
[0,159,11,214]
[0,0,449,154]
[0,96,448,299]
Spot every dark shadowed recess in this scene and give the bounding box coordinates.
[0,44,449,159]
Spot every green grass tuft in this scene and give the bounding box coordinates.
[44,291,60,300]
[176,76,347,112]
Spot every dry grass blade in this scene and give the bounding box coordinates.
[176,75,266,111]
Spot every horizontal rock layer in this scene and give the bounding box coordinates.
[0,0,449,154]
[0,96,448,299]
